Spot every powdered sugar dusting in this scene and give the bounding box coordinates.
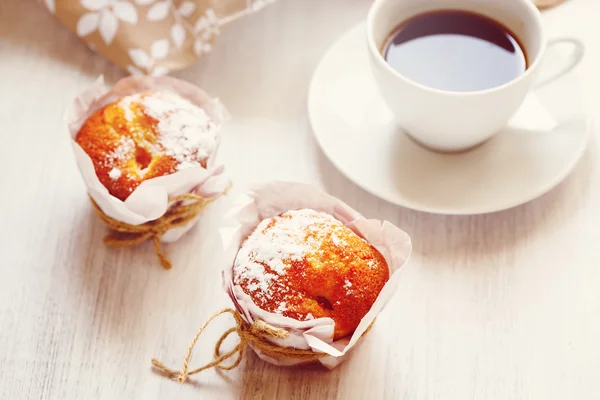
[140,91,218,170]
[233,209,340,302]
[331,232,347,246]
[344,279,353,295]
[232,208,390,334]
[106,136,135,165]
[275,302,288,315]
[118,96,135,122]
[108,167,122,180]
[113,91,219,173]
[101,136,146,181]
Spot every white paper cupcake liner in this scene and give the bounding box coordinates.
[66,75,230,242]
[220,181,412,368]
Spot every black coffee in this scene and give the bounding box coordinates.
[382,10,527,92]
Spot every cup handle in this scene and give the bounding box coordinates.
[534,37,585,89]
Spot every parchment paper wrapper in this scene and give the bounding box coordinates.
[220,182,412,369]
[66,75,230,242]
[40,0,278,75]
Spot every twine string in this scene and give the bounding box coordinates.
[151,308,328,383]
[90,193,211,269]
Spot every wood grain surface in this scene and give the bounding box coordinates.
[1,0,599,399]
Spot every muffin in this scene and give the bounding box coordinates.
[75,91,219,201]
[233,209,389,340]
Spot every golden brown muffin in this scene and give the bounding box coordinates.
[233,209,389,340]
[75,91,218,201]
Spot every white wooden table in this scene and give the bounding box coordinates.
[2,0,600,399]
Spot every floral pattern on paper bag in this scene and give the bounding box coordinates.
[77,0,138,45]
[39,0,279,75]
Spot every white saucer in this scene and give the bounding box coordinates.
[308,23,590,215]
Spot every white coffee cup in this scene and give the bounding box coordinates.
[366,0,585,152]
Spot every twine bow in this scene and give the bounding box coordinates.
[151,308,328,383]
[90,193,212,269]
